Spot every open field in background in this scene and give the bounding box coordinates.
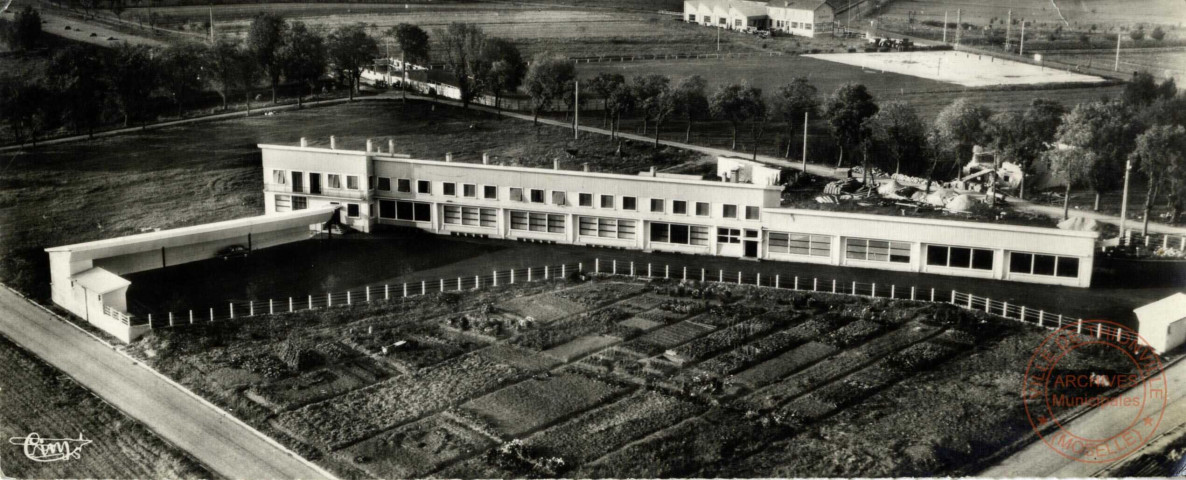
[0,336,210,479]
[1044,48,1186,80]
[876,0,1186,30]
[123,277,1139,478]
[0,100,703,301]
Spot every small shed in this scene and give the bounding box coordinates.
[1134,292,1186,354]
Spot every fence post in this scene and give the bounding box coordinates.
[720,270,724,282]
[631,262,635,276]
[168,312,173,327]
[1003,301,1009,319]
[328,293,333,307]
[1039,310,1045,326]
[545,265,549,280]
[931,288,936,302]
[249,301,254,317]
[969,295,974,309]
[683,266,687,281]
[562,264,566,278]
[189,310,193,324]
[347,291,352,305]
[813,278,818,291]
[910,286,915,300]
[613,260,617,275]
[579,262,583,273]
[230,303,234,319]
[777,275,782,289]
[756,273,761,286]
[458,277,462,291]
[984,298,990,313]
[422,280,426,294]
[872,283,877,297]
[1117,326,1122,341]
[308,295,313,309]
[1058,314,1064,327]
[738,271,742,285]
[511,270,516,284]
[832,279,837,293]
[269,299,274,315]
[951,290,956,304]
[210,308,214,322]
[852,281,857,295]
[440,278,445,291]
[648,263,652,277]
[1021,305,1027,322]
[701,268,706,282]
[493,271,498,287]
[289,297,293,313]
[366,286,371,302]
[665,265,670,279]
[475,275,480,289]
[148,314,152,329]
[404,283,409,297]
[385,285,389,300]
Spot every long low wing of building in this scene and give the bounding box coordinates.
[45,208,336,341]
[683,0,834,36]
[260,141,1098,288]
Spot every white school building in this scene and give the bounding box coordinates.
[683,0,834,37]
[260,139,1098,288]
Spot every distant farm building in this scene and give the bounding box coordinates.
[683,0,834,37]
[1134,292,1186,354]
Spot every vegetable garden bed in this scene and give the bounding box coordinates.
[460,373,629,437]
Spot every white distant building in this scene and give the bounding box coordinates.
[683,0,833,37]
[1134,293,1186,354]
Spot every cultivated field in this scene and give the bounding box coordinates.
[124,277,1137,478]
[0,100,702,301]
[876,0,1186,31]
[807,50,1106,87]
[0,336,209,479]
[1044,48,1186,80]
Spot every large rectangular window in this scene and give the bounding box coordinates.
[651,222,708,245]
[673,200,687,215]
[347,176,359,190]
[695,202,710,216]
[347,203,360,218]
[443,205,496,227]
[378,178,391,191]
[1009,252,1080,278]
[395,200,431,222]
[395,178,410,192]
[623,196,637,211]
[650,198,665,213]
[745,206,760,220]
[291,171,304,192]
[463,184,477,198]
[579,193,593,207]
[443,182,457,196]
[717,227,741,244]
[484,185,497,199]
[926,245,994,270]
[846,238,911,263]
[273,169,286,185]
[293,196,308,210]
[417,180,431,194]
[511,188,525,202]
[530,189,545,203]
[552,191,566,206]
[379,199,396,218]
[327,174,342,189]
[769,232,831,257]
[723,204,738,218]
[509,211,564,234]
[601,195,614,209]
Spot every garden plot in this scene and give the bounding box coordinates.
[621,320,716,356]
[805,50,1106,87]
[554,281,646,308]
[745,323,942,409]
[478,344,562,372]
[340,414,492,479]
[733,341,839,390]
[497,292,589,324]
[459,373,629,437]
[345,320,486,372]
[618,316,665,331]
[614,293,670,312]
[525,390,706,468]
[249,358,388,411]
[697,317,833,376]
[510,306,638,351]
[544,335,621,362]
[664,316,779,366]
[275,354,526,449]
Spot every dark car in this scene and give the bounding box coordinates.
[217,245,249,260]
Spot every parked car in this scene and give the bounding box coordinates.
[217,245,249,260]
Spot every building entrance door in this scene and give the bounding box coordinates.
[744,240,759,258]
[310,173,322,194]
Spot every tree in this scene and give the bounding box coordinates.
[437,22,486,109]
[932,97,992,177]
[205,39,242,111]
[107,44,159,127]
[1156,77,1178,102]
[387,23,429,101]
[478,38,525,115]
[234,44,261,116]
[987,99,1066,199]
[1151,26,1165,41]
[1130,28,1145,41]
[47,44,106,137]
[523,53,574,125]
[107,0,130,21]
[327,23,379,101]
[1129,125,1186,233]
[1124,71,1161,107]
[741,87,767,161]
[1052,100,1142,213]
[0,77,55,146]
[247,13,288,104]
[823,83,879,168]
[587,73,624,129]
[0,6,42,52]
[605,81,634,142]
[673,75,709,142]
[281,21,327,107]
[631,75,675,147]
[159,43,208,118]
[772,77,820,159]
[867,101,928,175]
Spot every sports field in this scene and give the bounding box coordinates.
[807,50,1106,87]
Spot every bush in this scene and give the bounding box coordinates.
[1151,26,1165,41]
[1130,28,1145,41]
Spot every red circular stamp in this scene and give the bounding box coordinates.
[1022,319,1167,463]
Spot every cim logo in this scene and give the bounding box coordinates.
[8,433,93,463]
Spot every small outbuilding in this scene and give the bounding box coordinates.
[1134,292,1186,354]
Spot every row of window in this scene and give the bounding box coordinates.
[650,222,711,246]
[774,20,814,30]
[927,245,994,271]
[443,205,497,228]
[276,170,365,193]
[769,232,831,257]
[846,238,912,264]
[509,210,566,234]
[378,200,431,222]
[1009,252,1080,278]
[578,216,638,240]
[376,177,760,219]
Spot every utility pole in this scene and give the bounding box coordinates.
[208,4,214,44]
[574,80,580,139]
[1004,10,1011,50]
[955,9,961,44]
[801,111,809,173]
[942,11,948,43]
[1120,159,1132,240]
[717,26,720,51]
[1115,32,1122,71]
[1020,21,1026,56]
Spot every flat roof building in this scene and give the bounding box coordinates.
[259,140,1098,288]
[683,0,833,36]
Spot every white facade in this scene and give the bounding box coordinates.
[260,141,1099,288]
[768,1,833,37]
[683,0,833,36]
[1135,293,1186,354]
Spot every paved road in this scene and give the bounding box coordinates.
[981,357,1186,477]
[0,287,335,480]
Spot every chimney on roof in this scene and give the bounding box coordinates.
[482,153,489,165]
[388,139,395,154]
[300,137,308,147]
[583,162,589,172]
[553,159,560,170]
[330,136,337,150]
[366,138,373,153]
[650,166,657,177]
[446,152,453,162]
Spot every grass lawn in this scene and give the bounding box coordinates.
[0,336,209,479]
[121,277,1146,478]
[0,99,703,302]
